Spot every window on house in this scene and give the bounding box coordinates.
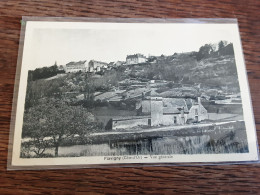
[174,116,177,124]
[148,119,151,126]
[195,109,198,115]
[181,117,185,124]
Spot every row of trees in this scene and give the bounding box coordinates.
[28,64,64,81]
[196,40,234,61]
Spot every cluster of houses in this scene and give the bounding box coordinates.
[59,60,108,73]
[111,96,208,130]
[58,53,149,73]
[57,52,210,130]
[92,84,209,130]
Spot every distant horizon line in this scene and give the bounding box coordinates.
[28,40,232,71]
[28,51,189,70]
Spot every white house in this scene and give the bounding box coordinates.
[112,97,208,130]
[187,97,208,122]
[126,54,146,65]
[88,60,108,72]
[65,60,88,73]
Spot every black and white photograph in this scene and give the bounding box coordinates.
[10,19,258,167]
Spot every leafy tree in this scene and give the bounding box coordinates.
[81,75,95,108]
[22,108,51,157]
[196,44,213,61]
[24,77,65,110]
[22,99,98,157]
[28,64,60,81]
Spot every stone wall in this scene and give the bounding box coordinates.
[112,116,151,130]
[162,114,188,125]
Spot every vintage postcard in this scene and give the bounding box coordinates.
[8,18,259,169]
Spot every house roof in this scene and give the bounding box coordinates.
[89,60,108,65]
[108,62,114,66]
[125,88,149,99]
[94,91,117,101]
[163,98,187,107]
[185,99,193,110]
[66,60,87,66]
[108,95,123,102]
[113,61,125,66]
[163,107,183,114]
[126,53,146,59]
[162,98,189,113]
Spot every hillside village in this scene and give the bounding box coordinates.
[20,40,249,158]
[58,53,148,73]
[25,41,243,132]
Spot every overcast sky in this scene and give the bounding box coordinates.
[23,22,236,70]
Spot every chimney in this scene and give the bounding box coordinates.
[181,107,184,117]
[198,97,201,105]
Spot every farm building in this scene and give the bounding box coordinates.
[112,97,208,130]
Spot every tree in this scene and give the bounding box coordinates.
[81,75,95,108]
[28,64,59,81]
[22,98,98,157]
[22,108,51,157]
[196,44,213,61]
[218,40,225,51]
[24,77,65,110]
